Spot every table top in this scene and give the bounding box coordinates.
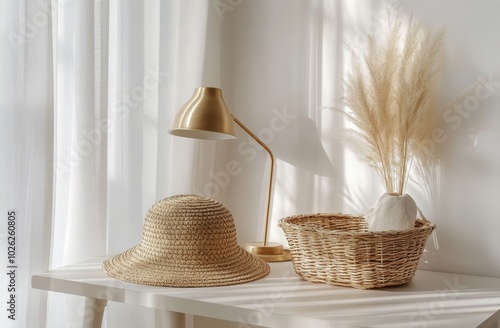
[32,256,500,328]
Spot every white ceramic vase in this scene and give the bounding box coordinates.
[365,193,417,232]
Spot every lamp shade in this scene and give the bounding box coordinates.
[170,87,236,140]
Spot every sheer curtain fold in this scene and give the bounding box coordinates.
[2,0,215,327]
[0,1,54,328]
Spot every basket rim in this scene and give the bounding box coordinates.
[278,213,436,237]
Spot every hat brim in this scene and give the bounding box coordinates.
[103,245,270,287]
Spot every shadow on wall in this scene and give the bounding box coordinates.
[270,115,335,178]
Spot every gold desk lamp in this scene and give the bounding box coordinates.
[170,86,291,262]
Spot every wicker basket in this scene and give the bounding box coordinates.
[279,213,435,289]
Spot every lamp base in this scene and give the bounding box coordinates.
[244,242,292,262]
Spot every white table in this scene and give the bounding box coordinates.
[32,256,500,328]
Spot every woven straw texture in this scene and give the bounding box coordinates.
[103,194,269,287]
[279,214,435,289]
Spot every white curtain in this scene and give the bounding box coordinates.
[1,0,218,327]
[1,1,54,327]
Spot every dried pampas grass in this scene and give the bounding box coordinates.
[342,15,444,195]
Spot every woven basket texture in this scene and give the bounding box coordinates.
[279,213,435,289]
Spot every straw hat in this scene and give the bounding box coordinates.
[103,194,270,287]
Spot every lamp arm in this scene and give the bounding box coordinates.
[231,115,274,247]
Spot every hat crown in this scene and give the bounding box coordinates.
[137,194,239,263]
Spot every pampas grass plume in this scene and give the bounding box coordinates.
[342,15,444,195]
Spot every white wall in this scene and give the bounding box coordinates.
[403,0,500,276]
[205,0,500,278]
